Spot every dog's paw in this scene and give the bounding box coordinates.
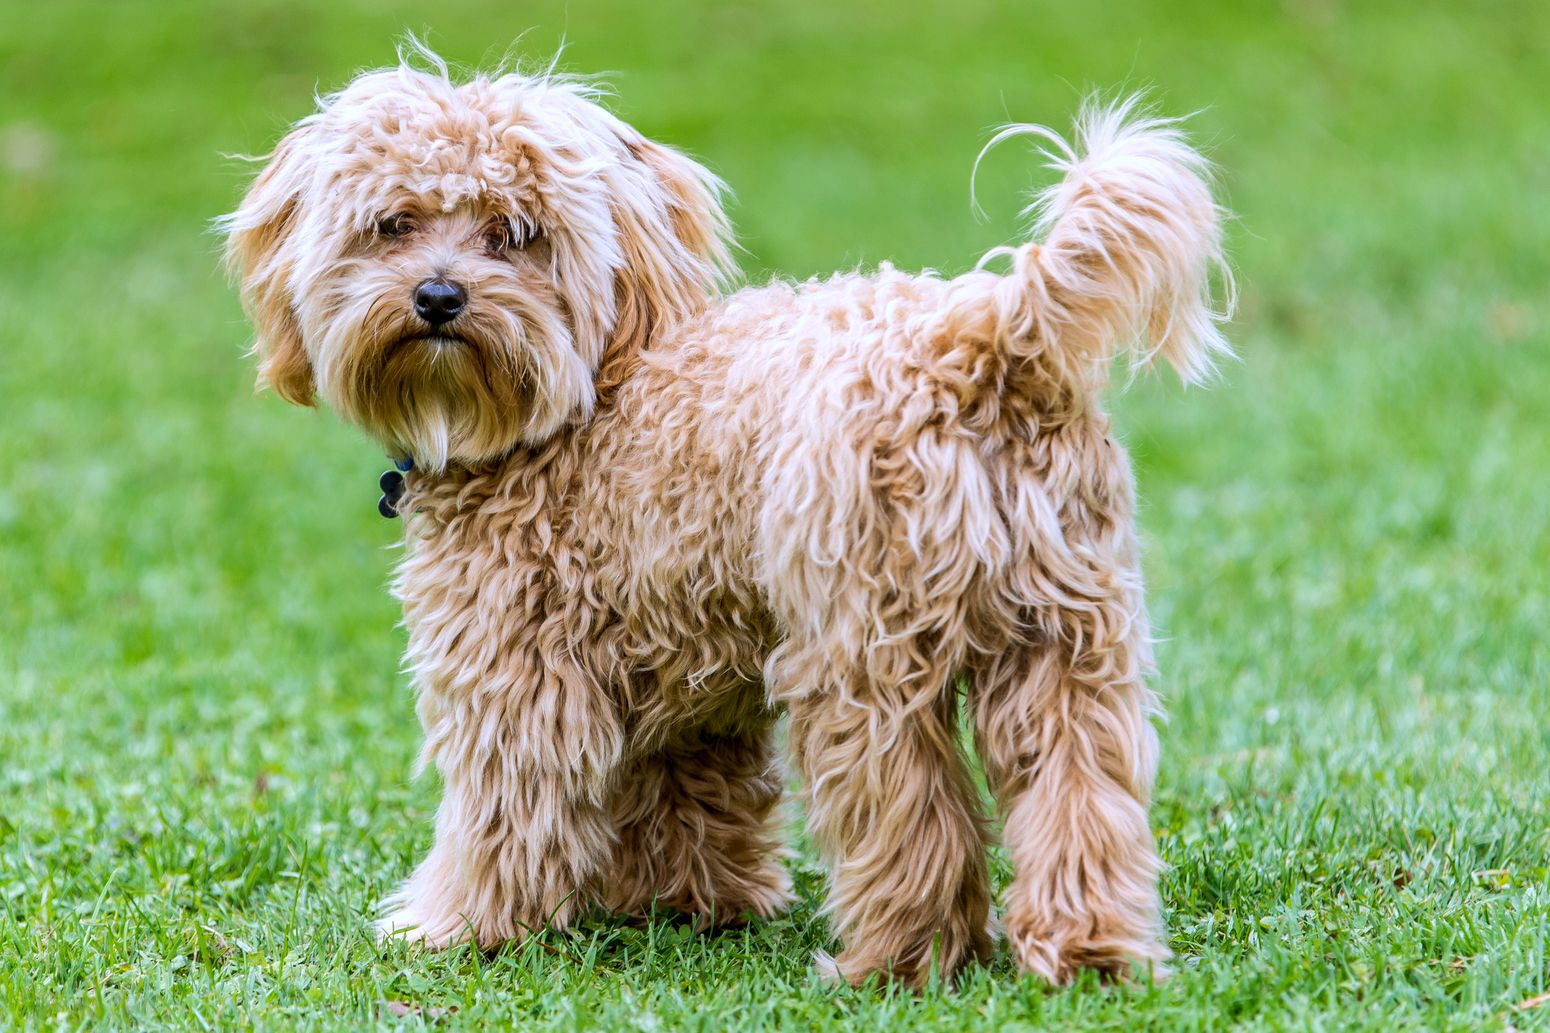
[811,949,846,986]
[808,948,930,990]
[1007,920,1170,987]
[374,907,434,948]
[374,898,478,951]
[608,856,795,929]
[810,923,994,990]
[727,857,796,922]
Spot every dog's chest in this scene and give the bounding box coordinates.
[395,454,777,749]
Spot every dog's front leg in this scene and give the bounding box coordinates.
[378,661,623,950]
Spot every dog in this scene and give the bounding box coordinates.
[222,48,1231,987]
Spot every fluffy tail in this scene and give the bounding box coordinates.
[974,96,1234,387]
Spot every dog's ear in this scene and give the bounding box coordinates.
[606,133,734,354]
[222,128,317,406]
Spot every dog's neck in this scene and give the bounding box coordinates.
[373,334,657,523]
[380,420,592,530]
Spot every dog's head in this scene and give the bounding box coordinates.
[222,51,732,470]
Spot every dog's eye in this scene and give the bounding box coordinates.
[376,213,415,239]
[486,218,542,256]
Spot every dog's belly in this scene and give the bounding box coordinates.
[593,553,780,757]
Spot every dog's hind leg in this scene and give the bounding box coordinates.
[604,724,793,926]
[759,424,1006,986]
[970,591,1168,985]
[777,632,993,988]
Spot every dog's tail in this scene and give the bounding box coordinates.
[969,96,1233,388]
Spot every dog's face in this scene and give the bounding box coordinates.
[224,61,731,470]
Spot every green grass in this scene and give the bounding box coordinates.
[2,1,1548,1029]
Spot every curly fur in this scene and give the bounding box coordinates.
[224,50,1231,988]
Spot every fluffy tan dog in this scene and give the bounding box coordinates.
[223,50,1230,987]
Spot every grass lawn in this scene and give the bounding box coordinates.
[2,1,1548,1029]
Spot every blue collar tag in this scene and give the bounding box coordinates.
[378,456,413,518]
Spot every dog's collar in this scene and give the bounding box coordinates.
[378,455,413,519]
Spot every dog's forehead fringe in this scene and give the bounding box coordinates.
[313,68,601,215]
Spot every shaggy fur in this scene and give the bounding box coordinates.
[223,50,1231,987]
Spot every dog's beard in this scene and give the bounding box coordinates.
[371,339,502,472]
[306,272,596,471]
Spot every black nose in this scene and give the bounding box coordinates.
[413,278,467,327]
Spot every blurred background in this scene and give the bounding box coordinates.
[1,1,1546,1027]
